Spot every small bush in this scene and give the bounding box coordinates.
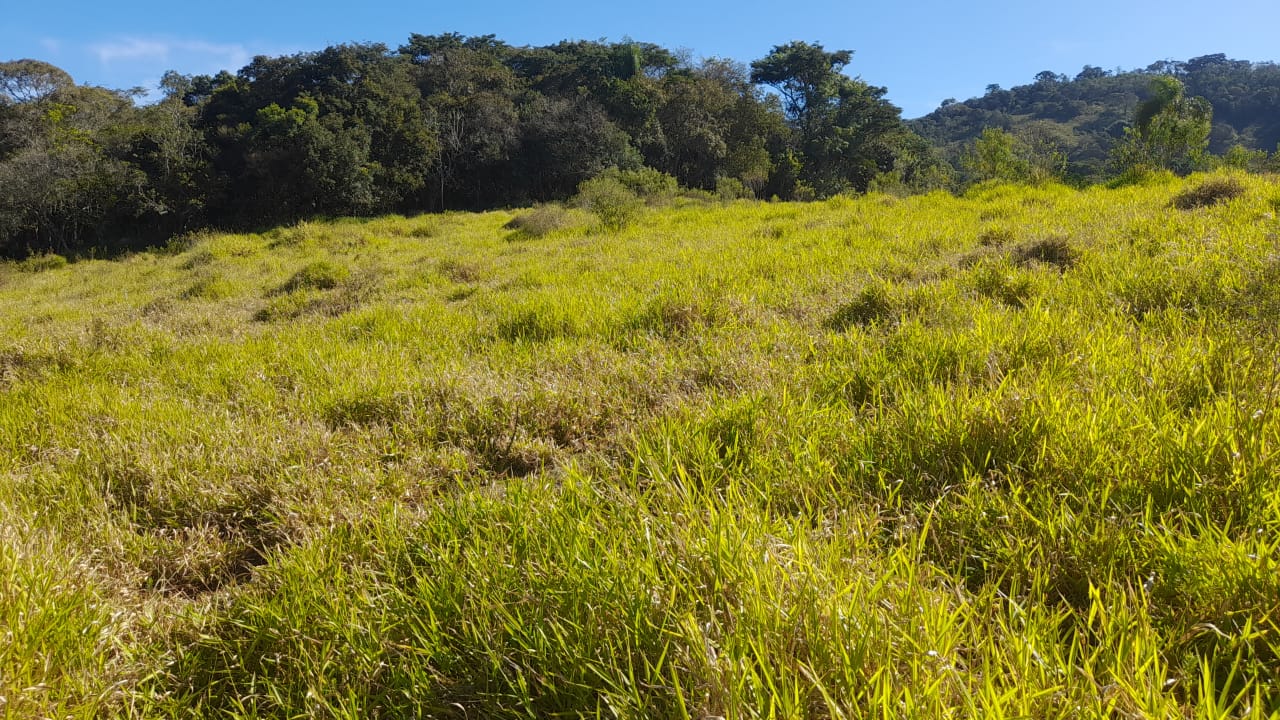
[792,182,818,202]
[575,176,642,231]
[715,176,754,201]
[1171,177,1246,210]
[504,205,571,238]
[608,166,678,199]
[19,253,68,272]
[278,260,350,293]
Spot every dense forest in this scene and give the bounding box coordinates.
[912,53,1280,182]
[0,36,933,256]
[3,37,1279,257]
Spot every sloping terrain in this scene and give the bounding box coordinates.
[2,175,1279,717]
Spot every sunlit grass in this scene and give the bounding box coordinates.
[3,172,1280,717]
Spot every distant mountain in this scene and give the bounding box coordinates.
[909,54,1280,181]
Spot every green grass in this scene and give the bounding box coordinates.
[2,173,1280,717]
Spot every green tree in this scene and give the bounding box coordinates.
[963,126,1066,185]
[965,128,1030,182]
[1113,76,1211,173]
[750,41,905,196]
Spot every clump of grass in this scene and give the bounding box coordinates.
[504,204,572,238]
[968,260,1036,308]
[1171,176,1246,209]
[495,302,579,343]
[1013,235,1078,271]
[265,222,313,248]
[18,252,68,272]
[977,226,1016,247]
[437,258,482,283]
[277,260,350,293]
[182,272,236,300]
[827,280,898,330]
[254,290,317,321]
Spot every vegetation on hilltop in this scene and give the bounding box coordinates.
[0,37,929,257]
[912,53,1280,182]
[3,173,1280,717]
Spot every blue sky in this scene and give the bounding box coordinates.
[4,0,1277,117]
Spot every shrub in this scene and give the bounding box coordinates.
[607,166,678,199]
[574,176,641,231]
[1171,176,1246,210]
[715,176,754,201]
[792,182,818,202]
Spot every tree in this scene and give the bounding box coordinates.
[0,60,73,104]
[965,128,1029,182]
[1113,76,1211,173]
[750,41,853,132]
[750,41,905,196]
[1075,65,1109,81]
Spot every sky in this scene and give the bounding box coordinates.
[4,0,1278,118]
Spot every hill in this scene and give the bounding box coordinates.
[911,54,1280,181]
[3,176,1280,717]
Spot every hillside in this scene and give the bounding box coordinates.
[3,176,1280,717]
[911,54,1280,180]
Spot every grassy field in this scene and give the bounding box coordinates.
[3,173,1280,718]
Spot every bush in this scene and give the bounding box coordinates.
[278,260,350,293]
[715,176,754,201]
[1171,177,1246,210]
[607,166,678,199]
[792,182,817,202]
[574,176,642,231]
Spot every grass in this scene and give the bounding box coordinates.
[2,175,1280,717]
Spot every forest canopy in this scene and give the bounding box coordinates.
[3,39,1279,257]
[0,37,920,256]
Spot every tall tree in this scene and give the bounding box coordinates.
[750,41,905,196]
[1114,76,1211,173]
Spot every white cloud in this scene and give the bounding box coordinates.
[89,37,251,74]
[39,37,62,54]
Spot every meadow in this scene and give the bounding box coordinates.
[2,173,1279,718]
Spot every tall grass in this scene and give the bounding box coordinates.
[2,175,1279,717]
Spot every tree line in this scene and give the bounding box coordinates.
[4,40,1277,258]
[0,36,943,257]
